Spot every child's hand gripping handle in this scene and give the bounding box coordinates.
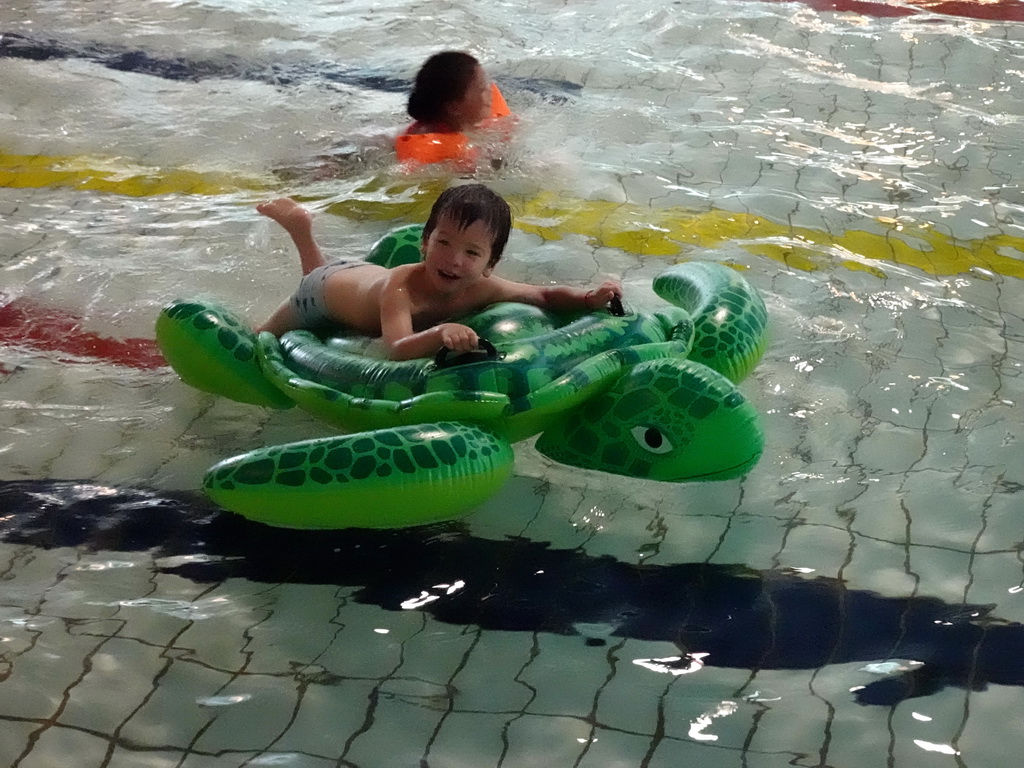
[433,339,501,369]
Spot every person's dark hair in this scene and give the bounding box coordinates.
[423,184,512,266]
[407,51,481,125]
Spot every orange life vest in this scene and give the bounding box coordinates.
[395,83,512,166]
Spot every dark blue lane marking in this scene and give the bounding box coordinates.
[0,31,581,101]
[0,479,1015,706]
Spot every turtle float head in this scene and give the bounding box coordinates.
[535,358,763,482]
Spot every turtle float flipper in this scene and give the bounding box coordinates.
[203,422,514,528]
[156,301,293,408]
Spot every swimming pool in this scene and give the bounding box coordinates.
[2,0,1024,765]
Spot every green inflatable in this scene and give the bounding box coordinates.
[156,225,769,529]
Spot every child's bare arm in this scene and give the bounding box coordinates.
[383,322,482,361]
[492,278,623,312]
[378,272,480,360]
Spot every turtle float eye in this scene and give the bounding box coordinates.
[630,425,673,454]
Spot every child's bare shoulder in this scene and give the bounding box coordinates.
[378,262,419,292]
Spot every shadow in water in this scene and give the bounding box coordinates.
[1,479,1019,707]
[0,31,581,101]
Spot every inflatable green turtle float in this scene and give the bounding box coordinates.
[156,225,769,529]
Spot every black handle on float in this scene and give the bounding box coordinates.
[433,338,500,369]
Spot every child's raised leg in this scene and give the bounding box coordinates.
[255,298,302,336]
[258,198,326,275]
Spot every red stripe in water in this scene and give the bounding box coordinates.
[0,295,166,370]
[755,0,1024,23]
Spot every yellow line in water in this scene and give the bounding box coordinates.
[524,193,1024,280]
[4,150,1023,279]
[323,185,1024,280]
[0,151,271,197]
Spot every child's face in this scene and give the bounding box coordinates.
[422,216,496,293]
[448,65,492,131]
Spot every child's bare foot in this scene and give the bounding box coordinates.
[257,198,313,235]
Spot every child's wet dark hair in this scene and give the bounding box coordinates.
[423,184,512,266]
[407,51,481,125]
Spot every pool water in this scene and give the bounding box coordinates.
[3,1,1024,766]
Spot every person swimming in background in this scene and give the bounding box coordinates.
[275,51,514,179]
[396,51,513,168]
[255,184,621,361]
